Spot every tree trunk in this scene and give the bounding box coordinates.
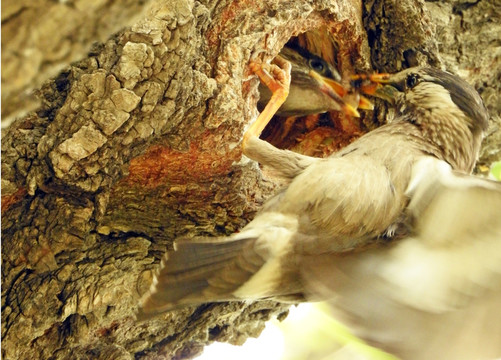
[2,0,499,359]
[1,0,155,125]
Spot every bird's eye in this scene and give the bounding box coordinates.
[309,59,325,73]
[406,74,419,88]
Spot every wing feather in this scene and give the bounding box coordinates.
[301,158,501,359]
[137,235,264,320]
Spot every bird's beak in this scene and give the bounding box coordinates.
[351,73,399,104]
[309,70,361,118]
[372,84,400,104]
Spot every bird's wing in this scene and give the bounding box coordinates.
[137,235,264,320]
[301,157,501,360]
[281,153,404,252]
[380,157,501,311]
[137,212,298,320]
[405,156,501,248]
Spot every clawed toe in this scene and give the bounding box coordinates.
[250,56,291,95]
[243,52,293,152]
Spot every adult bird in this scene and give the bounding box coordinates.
[139,64,501,359]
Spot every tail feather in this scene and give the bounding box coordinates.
[137,235,264,320]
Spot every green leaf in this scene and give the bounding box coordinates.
[490,161,501,181]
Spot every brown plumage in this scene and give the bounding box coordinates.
[138,66,501,360]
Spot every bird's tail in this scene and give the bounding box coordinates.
[137,235,263,320]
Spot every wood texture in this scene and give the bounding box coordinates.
[1,0,499,359]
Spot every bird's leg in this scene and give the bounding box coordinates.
[242,55,292,152]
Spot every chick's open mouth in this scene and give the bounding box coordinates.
[256,33,379,157]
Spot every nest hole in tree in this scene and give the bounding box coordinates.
[258,30,368,158]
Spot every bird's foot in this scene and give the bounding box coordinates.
[249,55,292,96]
[242,55,292,152]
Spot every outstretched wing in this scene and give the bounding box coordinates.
[137,235,263,320]
[137,212,299,320]
[405,156,501,249]
[301,158,501,360]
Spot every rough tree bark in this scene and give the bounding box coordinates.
[1,0,500,359]
[1,0,155,125]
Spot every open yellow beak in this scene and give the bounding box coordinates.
[351,73,399,104]
[309,70,361,118]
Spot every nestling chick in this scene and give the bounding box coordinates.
[138,66,501,359]
[257,44,345,116]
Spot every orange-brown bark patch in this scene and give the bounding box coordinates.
[1,187,27,215]
[125,141,241,188]
[206,0,262,49]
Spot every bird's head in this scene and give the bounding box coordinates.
[279,45,342,85]
[259,45,361,117]
[361,67,490,172]
[369,67,489,133]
